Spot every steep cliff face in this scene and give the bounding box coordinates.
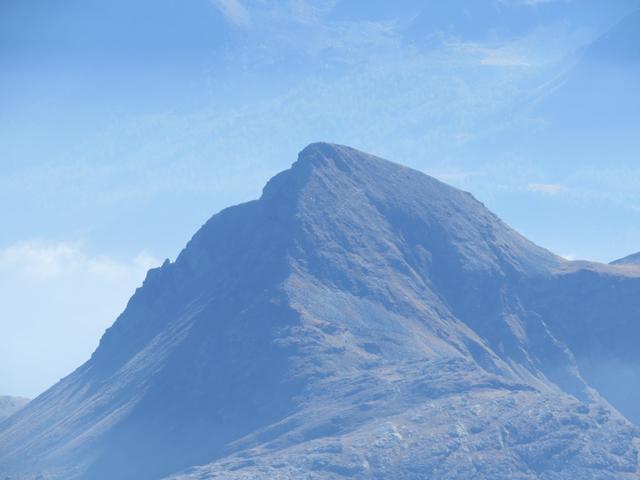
[525,261,640,425]
[1,144,639,480]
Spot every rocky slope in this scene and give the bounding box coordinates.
[1,143,639,479]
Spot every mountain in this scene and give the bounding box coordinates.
[0,396,29,422]
[1,143,640,479]
[611,252,640,265]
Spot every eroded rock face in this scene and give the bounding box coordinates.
[1,143,639,480]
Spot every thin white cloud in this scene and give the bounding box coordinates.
[286,0,326,24]
[520,0,562,5]
[500,0,564,5]
[0,240,158,281]
[528,183,568,195]
[480,51,530,67]
[0,241,160,397]
[449,42,531,67]
[210,0,251,27]
[0,241,77,279]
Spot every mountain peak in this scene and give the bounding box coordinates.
[262,141,468,217]
[262,142,407,201]
[296,141,351,164]
[3,145,640,480]
[292,141,428,181]
[298,141,376,164]
[264,142,559,277]
[268,142,431,189]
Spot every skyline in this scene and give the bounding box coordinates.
[2,0,640,397]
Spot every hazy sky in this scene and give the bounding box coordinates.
[2,0,640,397]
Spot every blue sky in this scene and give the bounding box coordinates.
[2,0,640,397]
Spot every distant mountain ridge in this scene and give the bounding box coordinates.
[1,144,640,480]
[586,8,640,65]
[519,7,640,174]
[611,252,640,265]
[0,396,29,422]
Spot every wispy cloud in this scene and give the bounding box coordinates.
[0,242,160,286]
[0,240,160,396]
[450,42,532,67]
[210,0,251,27]
[0,240,158,281]
[527,183,568,195]
[518,0,563,6]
